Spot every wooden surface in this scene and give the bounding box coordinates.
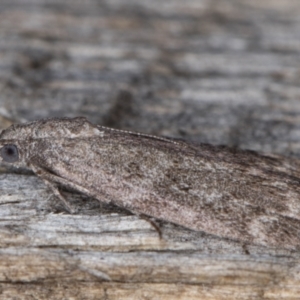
[1,0,300,299]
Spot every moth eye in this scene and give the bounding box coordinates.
[0,144,19,163]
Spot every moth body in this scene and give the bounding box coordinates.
[1,117,300,249]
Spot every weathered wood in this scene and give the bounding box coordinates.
[1,0,300,299]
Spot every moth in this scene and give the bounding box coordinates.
[1,116,300,249]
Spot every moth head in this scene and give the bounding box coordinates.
[0,139,27,167]
[0,122,30,167]
[0,144,19,163]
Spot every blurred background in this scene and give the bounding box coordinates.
[1,0,300,156]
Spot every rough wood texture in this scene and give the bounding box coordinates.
[1,0,300,299]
